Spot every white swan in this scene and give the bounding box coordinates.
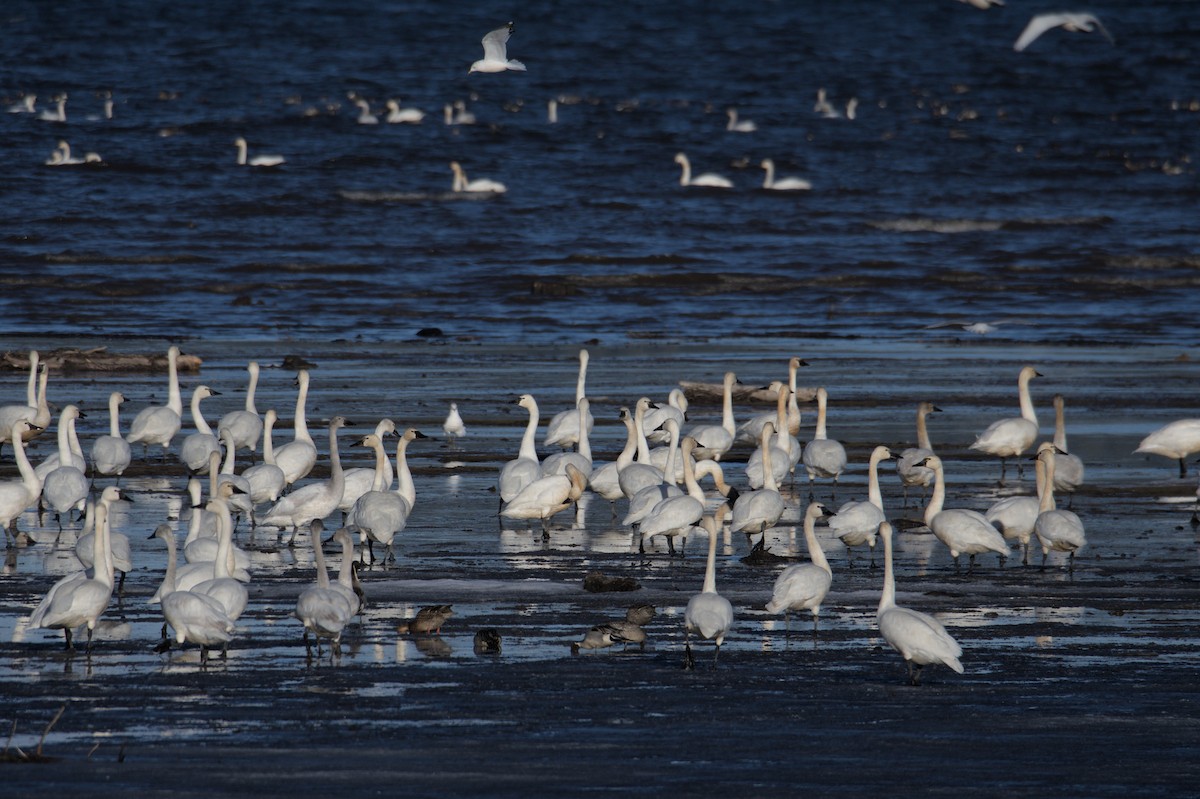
[0,421,42,546]
[8,94,36,114]
[34,401,86,480]
[385,99,424,124]
[623,418,682,529]
[684,508,734,668]
[731,423,786,546]
[726,108,757,132]
[450,161,507,193]
[352,97,378,124]
[74,488,133,589]
[180,385,222,474]
[544,349,594,449]
[589,406,637,507]
[190,494,250,623]
[802,387,847,493]
[41,405,90,524]
[969,365,1042,484]
[1033,444,1087,571]
[547,98,558,124]
[294,520,355,657]
[469,21,526,73]
[218,361,263,452]
[0,358,50,452]
[744,386,800,488]
[91,392,131,478]
[329,527,364,615]
[644,388,689,445]
[674,152,733,188]
[876,521,964,685]
[30,499,113,651]
[39,94,66,122]
[828,445,893,566]
[151,524,234,664]
[339,419,398,518]
[760,159,812,191]
[813,88,834,116]
[262,415,351,541]
[243,409,286,508]
[234,137,285,167]
[619,398,666,498]
[498,394,542,504]
[443,402,466,442]
[348,428,425,563]
[1050,393,1085,501]
[638,436,706,554]
[896,401,941,507]
[985,450,1045,566]
[501,463,587,538]
[542,398,592,478]
[443,100,476,125]
[1014,12,1113,52]
[181,479,251,572]
[922,454,1010,571]
[215,430,254,520]
[1136,418,1200,478]
[127,345,184,457]
[737,357,805,442]
[687,371,738,461]
[765,502,835,629]
[273,370,318,486]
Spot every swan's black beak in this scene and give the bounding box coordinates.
[931,405,944,413]
[412,430,429,439]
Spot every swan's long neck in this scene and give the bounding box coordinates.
[924,461,945,525]
[210,498,234,579]
[721,373,736,437]
[166,347,182,416]
[616,413,637,471]
[236,140,248,166]
[662,423,680,487]
[574,350,589,404]
[678,157,692,186]
[702,515,719,594]
[805,509,832,576]
[878,526,896,614]
[312,528,331,589]
[191,392,213,435]
[220,431,237,475]
[158,530,178,597]
[762,160,774,189]
[916,406,933,451]
[245,363,259,414]
[868,450,885,510]
[634,401,652,463]
[682,442,704,503]
[96,503,114,589]
[328,423,346,496]
[337,535,355,589]
[395,438,416,508]
[518,401,540,463]
[262,412,277,465]
[294,373,312,444]
[185,479,204,544]
[209,451,221,500]
[814,389,829,441]
[760,424,779,493]
[774,388,789,441]
[1039,452,1058,513]
[787,360,802,435]
[1018,372,1038,426]
[11,424,39,496]
[370,439,389,492]
[35,367,48,415]
[108,394,122,437]
[25,351,38,407]
[576,400,592,462]
[1053,397,1068,451]
[56,410,74,462]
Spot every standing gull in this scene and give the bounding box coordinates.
[469,22,526,73]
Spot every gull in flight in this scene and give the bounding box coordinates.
[957,0,1005,9]
[1014,12,1114,52]
[469,22,526,73]
[923,319,1029,336]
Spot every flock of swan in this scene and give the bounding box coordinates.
[3,345,1197,680]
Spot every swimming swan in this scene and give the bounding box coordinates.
[234,137,285,167]
[385,99,425,124]
[450,161,507,193]
[726,108,757,133]
[760,159,812,191]
[674,152,733,188]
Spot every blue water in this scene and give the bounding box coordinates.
[1,0,1197,344]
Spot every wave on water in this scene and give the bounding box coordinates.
[869,216,1112,233]
[338,190,498,203]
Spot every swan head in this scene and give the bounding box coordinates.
[761,159,774,170]
[193,384,220,401]
[100,485,127,505]
[149,523,174,542]
[674,152,688,166]
[329,415,350,430]
[1018,365,1043,382]
[359,433,382,449]
[916,454,943,470]
[807,501,835,520]
[402,427,428,441]
[873,445,895,462]
[516,394,538,412]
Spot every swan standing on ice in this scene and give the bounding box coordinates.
[684,508,734,669]
[498,394,542,505]
[294,520,355,658]
[127,345,184,458]
[385,99,424,123]
[180,386,222,474]
[896,401,941,507]
[234,137,285,167]
[468,21,526,74]
[828,445,893,566]
[450,161,507,193]
[544,349,594,449]
[1014,12,1113,52]
[760,159,812,191]
[674,152,733,188]
[1136,418,1200,478]
[765,502,836,631]
[589,406,637,510]
[31,500,114,652]
[969,365,1042,485]
[921,455,1010,572]
[34,401,85,481]
[802,387,847,497]
[985,452,1044,566]
[725,108,756,132]
[619,398,667,499]
[876,521,964,685]
[443,403,466,443]
[744,386,800,488]
[151,523,234,664]
[1033,444,1087,572]
[218,361,263,452]
[92,392,131,478]
[273,370,318,486]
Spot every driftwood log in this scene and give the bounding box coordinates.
[1,347,203,373]
[679,380,817,404]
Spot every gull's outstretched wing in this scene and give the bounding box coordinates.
[481,22,514,62]
[1014,13,1069,51]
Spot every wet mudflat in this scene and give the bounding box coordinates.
[2,336,1199,796]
